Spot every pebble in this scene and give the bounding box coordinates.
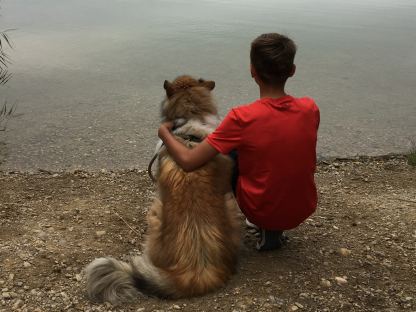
[334,276,348,285]
[320,279,331,287]
[13,299,24,309]
[295,302,304,309]
[290,305,299,311]
[23,261,31,268]
[38,231,48,240]
[95,230,106,237]
[2,292,11,299]
[173,304,181,310]
[338,248,351,256]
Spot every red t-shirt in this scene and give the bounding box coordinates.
[206,95,320,230]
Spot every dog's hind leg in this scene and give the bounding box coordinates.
[144,198,165,265]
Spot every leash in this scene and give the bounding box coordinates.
[147,144,163,183]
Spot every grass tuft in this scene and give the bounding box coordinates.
[407,141,416,167]
[407,146,416,167]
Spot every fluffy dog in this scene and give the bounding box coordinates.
[85,75,241,304]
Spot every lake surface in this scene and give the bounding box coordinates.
[1,0,415,171]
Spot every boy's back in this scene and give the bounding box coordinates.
[207,95,319,230]
[158,32,320,250]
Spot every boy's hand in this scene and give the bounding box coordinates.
[158,121,174,140]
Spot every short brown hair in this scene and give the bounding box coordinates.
[250,33,297,85]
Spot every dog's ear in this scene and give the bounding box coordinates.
[200,80,215,90]
[164,80,175,97]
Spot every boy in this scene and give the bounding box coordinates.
[158,33,320,251]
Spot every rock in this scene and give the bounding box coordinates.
[265,281,272,286]
[290,304,299,311]
[2,292,11,299]
[136,309,145,312]
[23,261,31,268]
[295,302,304,309]
[95,230,106,237]
[75,274,82,282]
[334,276,348,285]
[173,305,181,310]
[13,299,24,309]
[8,274,14,281]
[320,279,331,287]
[38,231,47,240]
[338,248,351,256]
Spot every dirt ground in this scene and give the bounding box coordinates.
[0,156,415,312]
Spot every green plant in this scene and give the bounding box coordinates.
[0,100,15,131]
[407,141,416,167]
[0,28,12,84]
[1,3,15,130]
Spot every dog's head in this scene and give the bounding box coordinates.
[161,75,217,122]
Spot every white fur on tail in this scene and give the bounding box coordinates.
[85,256,170,305]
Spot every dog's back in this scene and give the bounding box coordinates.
[85,75,241,304]
[148,145,239,296]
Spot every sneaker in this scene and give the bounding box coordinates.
[256,229,286,251]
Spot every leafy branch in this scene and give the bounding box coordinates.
[0,29,12,85]
[1,26,15,129]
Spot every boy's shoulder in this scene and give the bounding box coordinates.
[296,96,319,112]
[233,96,318,114]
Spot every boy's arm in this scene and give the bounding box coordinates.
[158,122,219,172]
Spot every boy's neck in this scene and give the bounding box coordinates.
[258,83,287,99]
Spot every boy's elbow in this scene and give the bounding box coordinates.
[181,159,197,172]
[182,165,194,173]
[178,155,197,172]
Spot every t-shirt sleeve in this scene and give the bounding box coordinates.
[206,109,242,154]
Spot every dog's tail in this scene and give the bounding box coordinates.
[85,256,171,305]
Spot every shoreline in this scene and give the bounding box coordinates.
[0,153,411,175]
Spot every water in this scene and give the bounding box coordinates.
[1,0,415,171]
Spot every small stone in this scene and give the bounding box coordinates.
[338,248,351,256]
[95,230,106,237]
[136,308,145,312]
[75,274,82,282]
[13,299,24,309]
[320,279,331,287]
[173,305,181,310]
[290,304,299,311]
[8,274,14,281]
[23,261,31,268]
[334,276,348,285]
[265,281,272,286]
[294,302,304,309]
[38,231,47,240]
[2,292,11,299]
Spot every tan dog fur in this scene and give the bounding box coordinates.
[85,75,241,304]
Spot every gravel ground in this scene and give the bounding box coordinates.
[0,156,415,312]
